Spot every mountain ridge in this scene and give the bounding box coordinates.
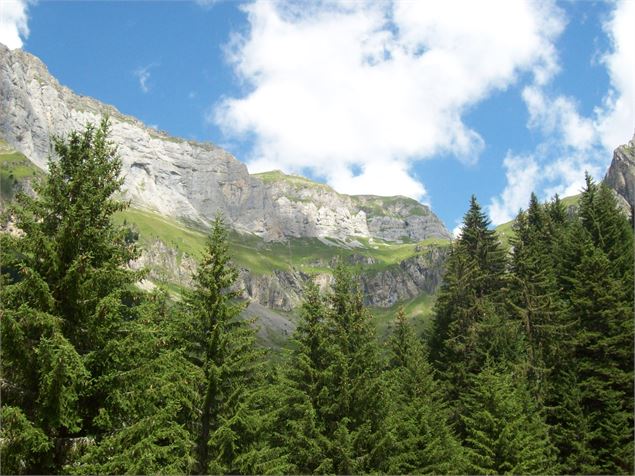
[0,43,450,244]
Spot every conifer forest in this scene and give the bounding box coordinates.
[1,121,633,474]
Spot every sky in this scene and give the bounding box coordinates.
[1,0,633,233]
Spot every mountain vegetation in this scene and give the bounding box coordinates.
[1,121,633,475]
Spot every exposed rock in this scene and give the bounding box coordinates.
[0,44,451,243]
[360,246,449,307]
[129,240,197,288]
[604,132,635,215]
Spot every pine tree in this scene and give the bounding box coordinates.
[0,119,141,472]
[383,310,464,474]
[461,363,557,475]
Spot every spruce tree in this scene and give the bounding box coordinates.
[271,282,332,474]
[429,196,507,409]
[68,291,201,475]
[274,264,389,474]
[179,214,268,475]
[508,195,568,399]
[383,310,464,474]
[461,363,557,475]
[551,175,634,473]
[0,119,141,472]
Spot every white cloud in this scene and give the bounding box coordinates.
[596,0,635,151]
[0,0,30,49]
[214,0,564,201]
[522,86,596,150]
[489,0,634,224]
[489,153,540,224]
[134,64,155,93]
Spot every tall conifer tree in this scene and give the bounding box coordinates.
[1,119,140,473]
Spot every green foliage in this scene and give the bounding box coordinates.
[461,363,557,475]
[1,119,142,473]
[429,196,508,410]
[273,265,390,474]
[0,406,52,475]
[383,310,465,474]
[178,214,269,474]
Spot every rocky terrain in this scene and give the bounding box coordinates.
[604,132,635,215]
[0,43,450,244]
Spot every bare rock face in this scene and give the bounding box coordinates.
[0,44,451,243]
[0,44,274,235]
[360,246,449,307]
[604,132,635,215]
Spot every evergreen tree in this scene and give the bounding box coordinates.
[178,214,269,475]
[0,119,141,472]
[319,264,389,473]
[461,363,557,475]
[383,310,464,474]
[68,291,201,474]
[550,175,634,473]
[274,264,389,474]
[271,282,332,474]
[508,195,568,399]
[429,196,507,408]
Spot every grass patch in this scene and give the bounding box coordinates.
[371,293,436,340]
[0,148,43,200]
[253,170,332,192]
[115,208,450,278]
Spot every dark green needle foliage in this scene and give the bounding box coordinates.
[383,310,465,474]
[461,363,557,475]
[178,214,269,475]
[1,119,141,473]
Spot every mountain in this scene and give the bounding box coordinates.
[604,132,635,215]
[0,43,449,244]
[0,44,452,341]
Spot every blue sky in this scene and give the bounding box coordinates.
[1,0,633,232]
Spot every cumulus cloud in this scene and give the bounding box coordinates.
[488,0,634,224]
[596,0,635,151]
[0,0,31,49]
[214,0,564,201]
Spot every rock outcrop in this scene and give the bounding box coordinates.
[0,44,451,243]
[604,132,635,215]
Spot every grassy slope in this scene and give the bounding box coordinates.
[115,207,451,275]
[0,141,44,200]
[115,207,446,342]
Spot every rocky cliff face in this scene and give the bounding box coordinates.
[0,44,450,243]
[604,132,635,214]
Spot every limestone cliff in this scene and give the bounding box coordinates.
[0,44,451,243]
[604,132,635,215]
